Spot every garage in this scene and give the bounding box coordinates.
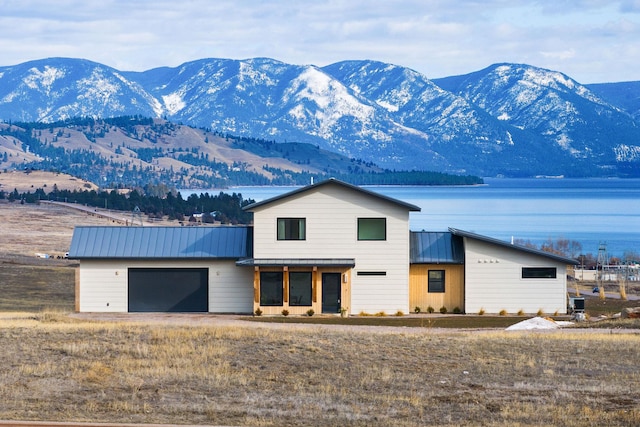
[128,268,208,312]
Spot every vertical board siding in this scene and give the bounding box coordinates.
[463,238,568,314]
[252,185,411,314]
[79,260,253,313]
[409,264,464,312]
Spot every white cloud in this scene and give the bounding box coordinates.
[0,0,638,83]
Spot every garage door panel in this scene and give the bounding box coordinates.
[128,268,208,312]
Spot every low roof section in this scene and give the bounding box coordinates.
[410,231,464,264]
[243,178,421,212]
[69,226,253,260]
[449,228,579,265]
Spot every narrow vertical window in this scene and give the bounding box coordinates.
[289,272,312,306]
[428,270,445,293]
[260,272,283,306]
[277,218,306,240]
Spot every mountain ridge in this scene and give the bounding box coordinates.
[1,57,639,178]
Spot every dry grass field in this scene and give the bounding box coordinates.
[1,197,640,425]
[0,170,97,194]
[0,313,638,426]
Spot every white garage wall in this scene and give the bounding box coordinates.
[78,260,253,313]
[463,238,568,315]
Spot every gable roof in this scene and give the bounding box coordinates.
[410,231,464,264]
[68,226,252,259]
[449,228,579,265]
[243,178,421,212]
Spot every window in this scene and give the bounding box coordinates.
[277,218,306,240]
[357,271,387,276]
[522,267,557,279]
[289,272,312,306]
[428,270,445,293]
[358,218,386,240]
[260,272,283,306]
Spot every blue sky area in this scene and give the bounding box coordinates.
[1,0,639,83]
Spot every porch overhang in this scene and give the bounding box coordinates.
[236,258,356,268]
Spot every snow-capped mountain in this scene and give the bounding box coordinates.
[0,58,160,121]
[0,57,639,176]
[434,63,640,166]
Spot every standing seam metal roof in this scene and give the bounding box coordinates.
[68,226,252,259]
[410,231,464,264]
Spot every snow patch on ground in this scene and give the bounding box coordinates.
[506,317,573,331]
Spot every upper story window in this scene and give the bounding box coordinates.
[522,267,557,279]
[358,218,386,240]
[277,218,306,240]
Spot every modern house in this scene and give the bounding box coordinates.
[69,178,578,315]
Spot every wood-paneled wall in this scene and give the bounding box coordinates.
[409,264,464,313]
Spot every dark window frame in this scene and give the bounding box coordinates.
[260,271,284,306]
[522,267,557,279]
[357,217,387,241]
[289,272,313,306]
[277,217,306,240]
[428,270,445,293]
[357,271,387,276]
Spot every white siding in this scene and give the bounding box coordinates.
[78,260,128,312]
[463,238,568,314]
[208,262,254,313]
[78,260,253,313]
[252,185,411,314]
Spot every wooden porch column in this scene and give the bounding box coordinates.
[312,266,318,303]
[283,266,289,303]
[253,267,260,304]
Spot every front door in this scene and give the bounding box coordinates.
[322,273,341,313]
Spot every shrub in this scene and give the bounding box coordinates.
[306,309,315,317]
[281,309,289,317]
[395,310,404,317]
[453,307,462,314]
[517,309,525,316]
[374,311,387,317]
[499,309,507,316]
[427,306,435,314]
[439,306,447,314]
[537,308,544,317]
[254,307,263,316]
[414,306,421,314]
[359,311,371,316]
[478,307,485,315]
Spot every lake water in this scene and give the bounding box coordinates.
[181,178,640,258]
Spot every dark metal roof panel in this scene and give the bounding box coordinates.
[449,228,580,265]
[243,178,421,212]
[410,232,464,264]
[69,226,252,259]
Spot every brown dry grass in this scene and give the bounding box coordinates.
[0,200,117,259]
[0,170,97,193]
[1,199,640,425]
[0,315,638,426]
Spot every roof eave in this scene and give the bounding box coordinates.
[243,178,421,212]
[449,228,580,265]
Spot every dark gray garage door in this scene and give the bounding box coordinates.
[128,268,208,312]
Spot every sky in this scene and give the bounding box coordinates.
[1,0,639,84]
